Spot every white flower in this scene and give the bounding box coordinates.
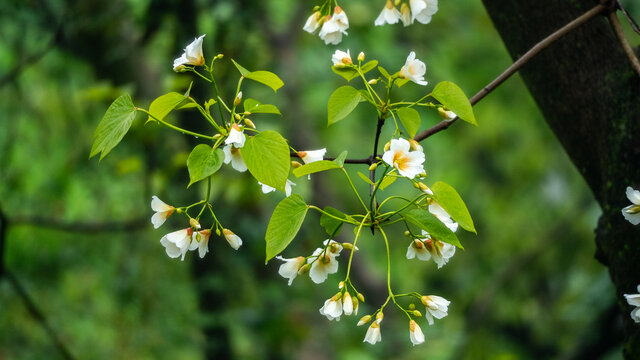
[407,231,455,268]
[331,50,352,67]
[343,292,354,316]
[151,196,175,229]
[429,202,458,232]
[399,51,428,86]
[223,144,248,172]
[382,138,425,179]
[375,0,402,26]
[160,228,197,261]
[400,3,412,26]
[308,240,343,284]
[303,11,322,33]
[173,34,206,71]
[225,124,246,148]
[260,180,296,197]
[299,148,326,164]
[319,294,343,321]
[318,6,349,45]
[363,321,382,344]
[409,0,438,24]
[223,229,242,250]
[194,230,211,258]
[622,187,640,225]
[276,256,306,285]
[444,110,456,120]
[409,320,425,346]
[421,295,450,325]
[624,285,640,323]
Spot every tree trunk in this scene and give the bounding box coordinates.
[481,0,640,357]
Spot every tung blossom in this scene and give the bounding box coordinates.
[622,186,640,225]
[409,320,425,346]
[399,51,428,86]
[429,201,458,232]
[382,138,425,179]
[303,11,322,33]
[406,230,456,268]
[319,294,343,321]
[375,0,402,26]
[173,34,206,71]
[331,50,352,67]
[400,3,412,26]
[151,196,175,229]
[225,124,246,148]
[308,240,343,284]
[363,321,382,344]
[298,148,327,164]
[409,0,438,24]
[160,228,197,261]
[223,229,243,250]
[223,145,248,172]
[276,256,306,285]
[194,230,211,258]
[624,285,640,323]
[421,295,450,325]
[318,6,349,45]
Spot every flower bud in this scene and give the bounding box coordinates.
[176,208,183,214]
[404,230,411,237]
[418,172,427,178]
[342,242,354,251]
[409,139,421,151]
[358,52,365,62]
[212,134,223,139]
[215,228,221,236]
[234,91,243,107]
[357,292,365,303]
[357,315,372,326]
[338,281,345,289]
[409,303,415,311]
[243,111,251,116]
[413,182,420,189]
[298,263,311,274]
[297,151,307,159]
[384,141,391,151]
[419,182,433,195]
[244,119,256,129]
[234,113,242,121]
[376,311,384,323]
[189,218,201,230]
[412,310,423,317]
[394,0,401,5]
[368,163,378,171]
[214,54,224,60]
[291,161,302,168]
[368,79,378,85]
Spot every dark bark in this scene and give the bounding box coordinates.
[481,0,640,357]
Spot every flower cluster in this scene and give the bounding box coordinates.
[304,6,349,45]
[407,230,456,268]
[375,0,439,27]
[277,239,353,285]
[624,285,640,323]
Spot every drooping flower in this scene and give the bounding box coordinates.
[303,11,322,33]
[409,0,438,24]
[400,3,412,26]
[382,138,425,179]
[622,187,640,225]
[223,145,248,172]
[624,285,640,323]
[407,231,456,268]
[363,321,382,344]
[319,294,343,321]
[276,256,306,285]
[421,295,450,325]
[399,51,428,86]
[343,291,354,316]
[318,6,349,45]
[409,320,425,346]
[173,35,206,71]
[308,240,343,284]
[259,180,296,197]
[225,124,246,148]
[151,196,175,229]
[194,229,211,258]
[298,148,327,164]
[223,229,242,250]
[160,228,197,261]
[428,202,458,232]
[375,0,402,26]
[331,50,352,67]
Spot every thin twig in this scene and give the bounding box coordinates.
[9,216,148,233]
[616,0,640,35]
[6,270,75,360]
[608,10,640,77]
[414,3,607,142]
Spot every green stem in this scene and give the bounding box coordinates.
[138,108,216,140]
[341,168,369,212]
[190,69,213,83]
[357,67,384,106]
[207,69,227,123]
[345,212,370,279]
[379,193,428,222]
[308,205,361,226]
[369,166,390,215]
[377,226,394,301]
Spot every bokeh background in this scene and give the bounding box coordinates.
[2,0,639,359]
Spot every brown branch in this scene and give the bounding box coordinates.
[370,117,386,194]
[6,270,75,360]
[414,3,607,142]
[9,216,148,233]
[608,10,640,77]
[616,0,640,35]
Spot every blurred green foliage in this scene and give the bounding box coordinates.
[2,0,636,358]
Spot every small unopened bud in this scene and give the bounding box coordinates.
[412,310,423,317]
[234,91,243,106]
[243,111,251,116]
[368,163,378,171]
[214,54,224,60]
[176,208,183,214]
[291,161,302,168]
[394,0,401,6]
[357,292,365,303]
[298,263,311,274]
[357,52,365,62]
[384,141,391,151]
[438,107,456,120]
[368,79,378,85]
[338,281,345,289]
[409,139,421,151]
[313,5,320,11]
[212,134,223,139]
[342,243,354,251]
[418,182,433,195]
[215,228,221,236]
[404,230,411,237]
[413,182,420,189]
[244,119,256,129]
[376,311,384,323]
[357,315,372,326]
[418,172,427,178]
[189,218,201,230]
[297,151,307,159]
[409,303,415,311]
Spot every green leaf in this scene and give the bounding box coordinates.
[334,151,348,167]
[378,66,390,79]
[328,85,363,126]
[265,194,308,262]
[320,206,348,238]
[404,208,464,249]
[231,59,250,76]
[357,171,374,185]
[379,175,396,190]
[395,78,410,87]
[232,60,284,92]
[186,144,224,188]
[332,66,359,81]
[431,81,477,126]
[243,130,290,191]
[244,98,281,115]
[293,160,341,177]
[396,107,421,138]
[361,60,378,74]
[148,92,187,122]
[431,181,476,234]
[90,94,137,160]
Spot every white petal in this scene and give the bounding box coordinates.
[627,187,640,204]
[622,207,640,225]
[151,212,167,229]
[625,293,640,307]
[160,236,181,258]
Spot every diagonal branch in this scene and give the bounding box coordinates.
[608,10,640,77]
